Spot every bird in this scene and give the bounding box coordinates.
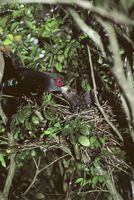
[0,54,68,116]
[1,67,65,98]
[1,54,93,117]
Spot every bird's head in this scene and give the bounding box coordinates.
[43,72,77,108]
[46,72,65,93]
[47,73,73,100]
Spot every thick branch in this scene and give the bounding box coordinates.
[2,134,16,200]
[98,20,134,141]
[3,153,16,200]
[0,51,7,124]
[1,0,134,25]
[97,165,123,200]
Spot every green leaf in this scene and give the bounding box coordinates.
[25,21,34,29]
[14,129,20,140]
[44,110,57,121]
[57,54,64,63]
[78,136,90,147]
[3,38,12,46]
[54,122,61,128]
[0,16,8,27]
[99,137,106,145]
[0,152,6,167]
[93,158,101,168]
[64,46,71,58]
[17,112,25,124]
[55,63,62,72]
[7,34,14,40]
[89,136,97,145]
[75,177,84,184]
[81,80,91,91]
[80,124,91,135]
[98,175,106,183]
[11,22,19,31]
[44,127,55,135]
[25,120,32,130]
[0,127,5,133]
[47,94,52,101]
[92,176,99,187]
[31,150,36,157]
[74,143,80,159]
[98,56,103,64]
[32,116,40,125]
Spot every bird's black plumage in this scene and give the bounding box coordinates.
[2,67,64,97]
[1,54,65,116]
[1,54,65,97]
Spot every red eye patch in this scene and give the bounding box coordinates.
[54,77,64,87]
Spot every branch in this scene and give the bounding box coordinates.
[0,51,7,124]
[1,0,134,25]
[87,46,123,141]
[98,19,134,141]
[3,153,16,200]
[68,8,106,58]
[96,165,123,200]
[2,133,16,200]
[24,153,69,195]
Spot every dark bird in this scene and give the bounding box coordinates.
[1,54,92,118]
[0,54,68,116]
[2,67,65,98]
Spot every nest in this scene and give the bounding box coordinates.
[55,91,117,139]
[1,90,127,172]
[7,91,119,146]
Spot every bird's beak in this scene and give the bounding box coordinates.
[60,86,69,94]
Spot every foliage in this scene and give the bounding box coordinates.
[0,1,134,200]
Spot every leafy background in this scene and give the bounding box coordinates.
[0,1,134,200]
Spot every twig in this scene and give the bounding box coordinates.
[65,168,75,200]
[87,45,123,141]
[24,153,69,195]
[39,153,69,173]
[77,189,108,194]
[24,157,41,195]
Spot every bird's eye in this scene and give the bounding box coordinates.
[7,78,18,86]
[54,78,64,87]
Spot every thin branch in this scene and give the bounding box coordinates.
[24,157,41,195]
[87,45,123,141]
[39,153,68,173]
[24,153,69,195]
[65,168,75,200]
